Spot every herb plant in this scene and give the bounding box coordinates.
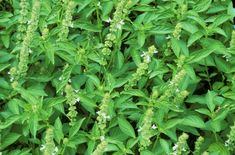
[1,0,235,155]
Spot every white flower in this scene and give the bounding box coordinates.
[106,115,111,120]
[105,17,112,23]
[151,124,157,129]
[116,20,125,30]
[27,20,32,25]
[145,55,151,63]
[97,2,101,8]
[10,77,14,82]
[137,126,143,132]
[40,144,46,151]
[96,111,101,115]
[225,139,230,147]
[7,71,10,75]
[59,77,63,81]
[74,89,79,93]
[68,79,71,83]
[172,144,178,151]
[76,97,80,102]
[169,81,174,86]
[54,146,58,152]
[100,135,105,141]
[176,88,180,93]
[141,52,146,57]
[182,147,186,152]
[154,50,158,54]
[166,35,171,40]
[29,49,32,54]
[70,23,74,28]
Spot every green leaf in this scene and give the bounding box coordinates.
[187,48,215,64]
[118,117,136,138]
[187,31,204,47]
[69,118,85,138]
[0,133,21,150]
[182,115,205,129]
[137,31,145,47]
[73,21,101,32]
[122,89,148,99]
[43,42,55,64]
[160,139,170,155]
[78,94,96,114]
[208,142,229,155]
[193,0,212,12]
[54,118,64,143]
[29,114,38,139]
[0,115,21,129]
[115,51,124,69]
[206,91,216,112]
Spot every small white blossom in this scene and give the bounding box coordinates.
[106,115,111,120]
[176,88,180,93]
[182,147,186,152]
[97,1,101,8]
[137,126,143,132]
[76,97,80,102]
[74,89,79,93]
[151,124,157,129]
[70,23,74,28]
[100,135,105,141]
[59,77,63,81]
[7,71,10,75]
[29,49,33,54]
[27,20,32,25]
[225,139,230,147]
[54,146,58,152]
[96,111,101,115]
[166,35,171,40]
[116,20,125,30]
[10,77,14,82]
[169,81,174,86]
[68,79,71,83]
[172,144,178,151]
[141,52,146,57]
[145,55,151,63]
[40,144,46,151]
[105,17,112,23]
[154,50,158,54]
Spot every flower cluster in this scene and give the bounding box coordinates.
[159,69,186,102]
[173,23,182,40]
[41,27,49,41]
[58,0,76,41]
[16,0,29,44]
[17,0,41,79]
[92,140,108,155]
[96,93,111,136]
[101,0,132,57]
[65,84,79,126]
[173,90,189,106]
[177,4,187,20]
[225,122,235,151]
[124,46,157,90]
[193,136,204,155]
[42,128,57,155]
[171,133,189,155]
[109,0,131,32]
[229,31,235,54]
[138,108,156,150]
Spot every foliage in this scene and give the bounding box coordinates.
[0,0,235,154]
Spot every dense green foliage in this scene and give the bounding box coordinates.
[1,0,235,154]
